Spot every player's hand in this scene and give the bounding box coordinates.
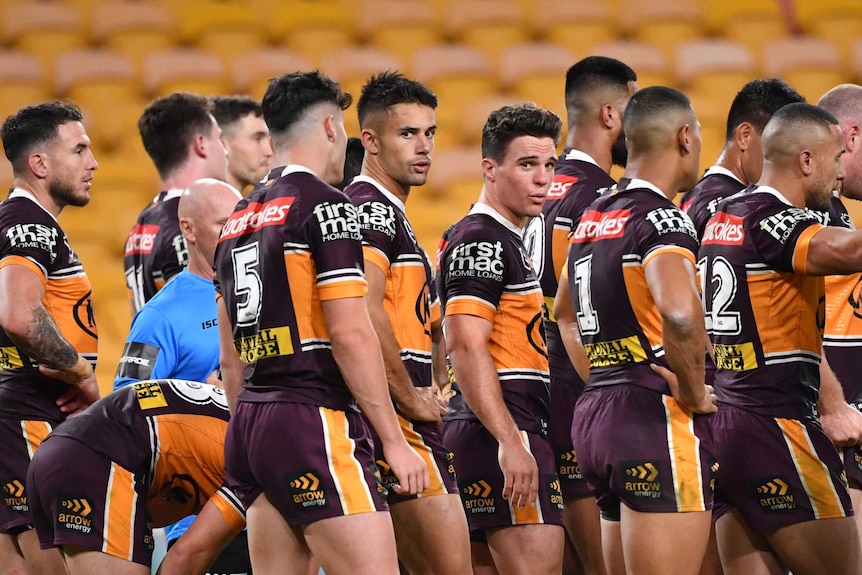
[820,403,862,447]
[382,439,430,496]
[650,363,716,415]
[434,380,456,406]
[398,387,444,424]
[498,436,538,510]
[40,356,100,415]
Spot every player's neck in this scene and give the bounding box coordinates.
[161,166,211,192]
[12,178,62,217]
[757,170,805,209]
[226,173,249,195]
[715,148,749,185]
[361,161,410,204]
[272,148,330,184]
[565,130,612,174]
[623,156,683,201]
[186,250,214,281]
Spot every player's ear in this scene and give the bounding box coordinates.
[845,124,860,154]
[324,114,337,143]
[736,122,753,151]
[481,157,496,181]
[799,150,813,176]
[179,217,194,243]
[678,124,692,154]
[360,128,379,155]
[27,152,48,179]
[191,133,207,158]
[601,103,615,130]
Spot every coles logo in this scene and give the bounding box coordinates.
[124,224,159,256]
[570,209,630,243]
[702,214,745,245]
[220,197,294,240]
[546,175,578,200]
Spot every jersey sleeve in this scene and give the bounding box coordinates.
[354,199,398,274]
[439,235,506,324]
[0,207,62,286]
[114,307,178,389]
[210,485,246,534]
[304,189,368,302]
[750,206,826,274]
[638,204,700,268]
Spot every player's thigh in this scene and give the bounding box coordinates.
[389,494,471,574]
[714,508,785,575]
[620,506,712,575]
[600,517,625,575]
[302,511,400,575]
[486,523,564,575]
[562,495,605,575]
[0,532,28,575]
[61,545,149,575]
[245,492,315,575]
[765,516,861,575]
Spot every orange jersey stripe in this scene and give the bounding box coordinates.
[102,463,136,561]
[643,245,696,268]
[791,225,825,274]
[446,296,496,323]
[776,418,846,520]
[622,265,662,353]
[21,420,52,459]
[285,252,327,341]
[748,271,822,357]
[0,255,46,287]
[321,407,376,515]
[362,246,390,275]
[211,491,246,533]
[663,397,706,512]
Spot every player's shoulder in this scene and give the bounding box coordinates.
[0,193,58,228]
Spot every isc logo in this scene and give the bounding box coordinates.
[546,175,578,200]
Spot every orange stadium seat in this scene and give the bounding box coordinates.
[796,0,862,63]
[675,39,757,125]
[91,2,177,67]
[701,0,790,55]
[762,36,849,103]
[0,50,49,120]
[142,48,229,98]
[444,0,529,66]
[2,2,85,69]
[412,44,497,149]
[459,94,522,146]
[498,42,574,124]
[358,1,442,63]
[231,48,313,99]
[621,0,705,60]
[531,0,616,56]
[55,49,141,153]
[590,40,672,88]
[174,1,263,66]
[267,2,357,67]
[320,47,403,137]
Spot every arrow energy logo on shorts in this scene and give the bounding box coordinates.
[623,461,662,499]
[754,477,796,512]
[462,479,495,514]
[57,494,93,534]
[3,479,27,512]
[287,472,326,508]
[558,449,584,481]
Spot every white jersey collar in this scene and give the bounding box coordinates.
[469,202,523,236]
[9,188,57,222]
[351,175,406,213]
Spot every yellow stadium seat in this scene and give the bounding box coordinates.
[0,156,12,189]
[796,0,862,63]
[675,39,757,125]
[701,0,791,55]
[590,40,672,88]
[412,44,497,147]
[2,3,85,69]
[0,50,49,120]
[621,0,705,60]
[54,49,142,153]
[459,94,522,146]
[444,0,529,66]
[498,43,573,123]
[231,48,314,99]
[358,1,442,63]
[320,47,403,137]
[174,2,263,66]
[92,2,176,67]
[762,36,849,103]
[142,48,229,98]
[532,0,616,55]
[267,2,357,67]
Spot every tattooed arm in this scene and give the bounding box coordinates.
[0,264,99,413]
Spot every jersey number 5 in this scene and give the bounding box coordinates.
[232,243,263,327]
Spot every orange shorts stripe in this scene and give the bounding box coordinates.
[21,420,52,460]
[320,407,376,515]
[776,418,846,520]
[663,396,706,512]
[511,430,542,525]
[399,415,447,498]
[101,463,136,561]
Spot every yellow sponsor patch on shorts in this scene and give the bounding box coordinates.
[234,326,294,364]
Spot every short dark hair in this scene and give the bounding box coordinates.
[210,95,263,132]
[725,78,805,141]
[336,137,365,191]
[623,86,694,153]
[481,103,562,163]
[138,92,214,179]
[357,71,437,129]
[766,101,838,134]
[1,102,83,173]
[564,56,637,113]
[262,70,352,138]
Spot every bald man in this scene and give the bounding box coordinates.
[553,86,715,575]
[699,102,862,575]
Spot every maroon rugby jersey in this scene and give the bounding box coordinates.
[437,203,550,435]
[0,189,98,421]
[49,379,244,529]
[124,190,188,312]
[699,186,826,418]
[680,167,746,240]
[524,149,615,396]
[816,195,862,402]
[345,176,433,389]
[214,165,367,411]
[564,178,699,393]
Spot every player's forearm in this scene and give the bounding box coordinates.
[557,318,591,382]
[7,304,80,371]
[661,305,707,400]
[216,303,244,412]
[367,303,423,409]
[817,351,849,414]
[448,345,521,446]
